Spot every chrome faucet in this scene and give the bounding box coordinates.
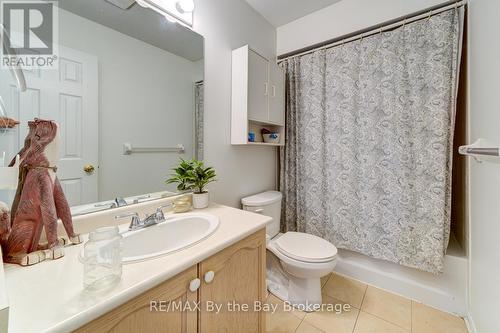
[154,203,173,222]
[115,212,145,231]
[115,203,173,231]
[114,197,128,207]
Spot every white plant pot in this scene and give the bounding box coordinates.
[192,192,209,209]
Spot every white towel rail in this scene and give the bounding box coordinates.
[459,138,500,162]
[122,143,185,155]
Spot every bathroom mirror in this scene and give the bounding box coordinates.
[0,0,204,215]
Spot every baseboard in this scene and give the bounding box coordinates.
[334,248,468,316]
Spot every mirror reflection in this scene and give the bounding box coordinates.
[0,0,204,215]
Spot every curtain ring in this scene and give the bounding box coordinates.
[428,10,432,20]
[379,28,383,35]
[341,39,345,48]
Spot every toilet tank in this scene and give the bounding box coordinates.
[241,191,282,238]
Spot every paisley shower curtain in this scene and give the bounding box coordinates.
[280,8,463,273]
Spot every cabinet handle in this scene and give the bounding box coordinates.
[204,271,215,284]
[264,83,268,96]
[272,85,276,98]
[189,278,201,292]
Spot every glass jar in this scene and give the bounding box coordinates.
[79,226,122,291]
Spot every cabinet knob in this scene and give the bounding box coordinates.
[204,271,215,284]
[189,278,201,292]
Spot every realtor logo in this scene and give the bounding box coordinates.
[1,0,59,68]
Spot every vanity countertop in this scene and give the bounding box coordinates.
[3,203,271,333]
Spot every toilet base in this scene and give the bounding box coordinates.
[288,277,322,311]
[267,251,324,312]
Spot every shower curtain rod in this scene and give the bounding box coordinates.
[278,0,466,62]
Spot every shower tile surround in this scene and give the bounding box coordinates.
[266,273,468,333]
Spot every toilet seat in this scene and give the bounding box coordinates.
[274,232,337,263]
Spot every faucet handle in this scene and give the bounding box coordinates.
[133,194,151,204]
[155,203,173,222]
[114,197,128,207]
[115,212,141,230]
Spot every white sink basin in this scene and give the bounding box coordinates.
[121,213,219,263]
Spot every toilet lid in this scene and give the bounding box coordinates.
[275,232,338,263]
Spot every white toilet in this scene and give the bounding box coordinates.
[242,191,337,311]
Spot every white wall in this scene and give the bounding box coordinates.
[277,0,446,55]
[192,0,278,207]
[59,9,202,201]
[468,0,500,332]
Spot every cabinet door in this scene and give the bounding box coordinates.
[269,63,285,125]
[248,50,269,122]
[199,229,266,333]
[76,266,198,333]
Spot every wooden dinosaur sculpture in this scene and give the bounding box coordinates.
[0,119,82,266]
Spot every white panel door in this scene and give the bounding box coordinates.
[247,49,269,122]
[268,63,285,125]
[0,46,98,206]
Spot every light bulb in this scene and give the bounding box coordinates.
[176,0,194,13]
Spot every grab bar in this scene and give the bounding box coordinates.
[123,143,185,155]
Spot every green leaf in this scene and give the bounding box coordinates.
[165,158,217,193]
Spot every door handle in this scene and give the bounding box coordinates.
[83,164,95,174]
[204,271,215,284]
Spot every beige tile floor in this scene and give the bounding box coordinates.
[266,273,469,333]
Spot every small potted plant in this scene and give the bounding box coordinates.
[166,159,217,209]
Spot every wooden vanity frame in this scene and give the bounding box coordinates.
[75,229,266,333]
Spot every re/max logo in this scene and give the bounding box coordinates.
[150,300,202,313]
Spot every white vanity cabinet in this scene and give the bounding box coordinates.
[247,49,270,123]
[231,45,285,146]
[268,63,285,125]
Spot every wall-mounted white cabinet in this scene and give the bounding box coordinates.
[231,45,285,146]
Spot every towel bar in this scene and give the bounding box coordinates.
[123,143,185,155]
[459,139,500,162]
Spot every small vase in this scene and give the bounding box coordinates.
[192,192,209,209]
